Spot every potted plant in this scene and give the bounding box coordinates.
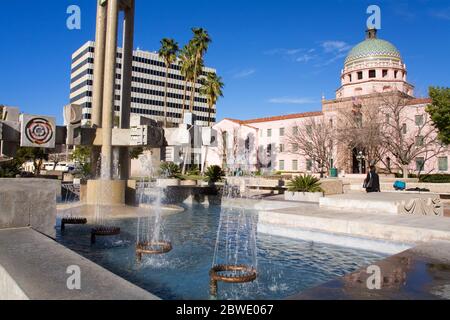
[204,165,225,186]
[157,162,181,187]
[285,174,324,202]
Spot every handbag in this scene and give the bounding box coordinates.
[363,173,373,189]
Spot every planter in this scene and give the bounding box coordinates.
[180,180,198,186]
[284,191,324,203]
[156,178,181,188]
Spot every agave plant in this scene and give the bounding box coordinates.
[204,165,225,185]
[287,175,324,193]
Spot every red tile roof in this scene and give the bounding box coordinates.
[232,111,323,125]
[406,98,432,106]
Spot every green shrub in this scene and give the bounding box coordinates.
[204,165,225,184]
[187,165,201,176]
[287,175,324,193]
[0,161,21,178]
[159,162,181,178]
[419,174,450,183]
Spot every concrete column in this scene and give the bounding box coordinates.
[91,2,107,177]
[101,0,119,180]
[119,0,135,181]
[92,2,107,128]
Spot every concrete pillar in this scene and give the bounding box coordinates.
[91,2,107,177]
[119,0,135,181]
[101,0,119,180]
[92,2,107,128]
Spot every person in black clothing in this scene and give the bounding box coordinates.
[364,165,381,193]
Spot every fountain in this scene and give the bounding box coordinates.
[210,136,258,299]
[91,155,121,244]
[135,154,173,262]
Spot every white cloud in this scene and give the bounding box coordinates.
[429,8,450,20]
[296,53,316,63]
[321,41,352,53]
[269,97,317,105]
[265,41,351,67]
[233,69,256,79]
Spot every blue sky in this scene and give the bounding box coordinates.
[0,0,449,124]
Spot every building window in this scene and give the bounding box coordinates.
[415,115,424,126]
[416,158,425,171]
[267,144,272,156]
[357,71,363,80]
[382,69,388,78]
[306,125,312,135]
[292,160,298,171]
[306,159,313,171]
[402,124,407,135]
[394,70,399,79]
[292,126,299,135]
[369,70,376,78]
[415,136,424,147]
[245,136,250,151]
[438,157,448,171]
[349,74,352,82]
[279,144,285,153]
[267,129,272,137]
[292,143,299,153]
[279,160,285,171]
[279,128,285,137]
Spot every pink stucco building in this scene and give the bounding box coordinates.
[208,29,449,176]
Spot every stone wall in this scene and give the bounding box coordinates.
[0,178,59,238]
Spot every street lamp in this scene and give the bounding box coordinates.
[356,151,365,174]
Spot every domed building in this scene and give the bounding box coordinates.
[210,28,448,177]
[336,29,414,99]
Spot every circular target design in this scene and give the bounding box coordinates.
[25,118,54,145]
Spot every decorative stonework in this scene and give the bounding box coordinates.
[399,197,444,217]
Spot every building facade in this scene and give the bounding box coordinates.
[208,29,449,176]
[70,41,217,127]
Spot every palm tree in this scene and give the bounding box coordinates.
[200,73,224,127]
[178,43,196,119]
[158,38,179,127]
[200,73,224,173]
[189,28,212,114]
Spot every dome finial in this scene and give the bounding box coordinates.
[366,28,377,39]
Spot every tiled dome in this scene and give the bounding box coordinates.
[345,30,401,65]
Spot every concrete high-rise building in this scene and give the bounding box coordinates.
[70,41,217,127]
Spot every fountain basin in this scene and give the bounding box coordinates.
[156,179,181,188]
[86,180,126,205]
[136,241,173,262]
[210,264,258,297]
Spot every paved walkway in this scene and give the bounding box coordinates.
[259,202,450,243]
